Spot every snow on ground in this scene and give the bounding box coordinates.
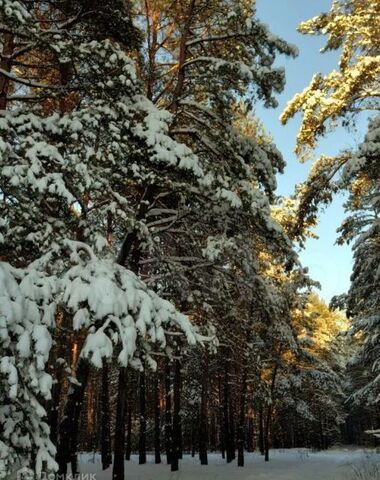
[78,448,380,480]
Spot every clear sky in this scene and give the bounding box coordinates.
[255,0,369,302]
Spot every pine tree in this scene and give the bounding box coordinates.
[281,0,379,158]
[279,0,379,237]
[337,116,380,405]
[279,0,379,414]
[0,1,205,476]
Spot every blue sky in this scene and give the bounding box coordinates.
[255,0,369,302]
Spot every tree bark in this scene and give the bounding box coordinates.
[112,367,128,480]
[0,33,14,110]
[223,362,234,463]
[125,400,132,461]
[237,371,247,467]
[164,360,172,465]
[199,352,209,465]
[154,372,161,464]
[264,405,272,462]
[247,415,254,452]
[229,393,236,461]
[191,422,196,457]
[171,357,182,472]
[259,408,265,455]
[48,362,64,446]
[101,363,112,470]
[210,412,217,452]
[264,361,279,462]
[113,188,154,475]
[57,359,90,476]
[170,0,196,112]
[218,374,225,459]
[139,368,147,464]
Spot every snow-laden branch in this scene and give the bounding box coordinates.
[186,31,249,47]
[0,67,63,89]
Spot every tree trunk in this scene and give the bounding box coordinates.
[199,353,209,465]
[49,362,64,446]
[169,0,196,112]
[48,309,66,446]
[165,360,172,465]
[264,405,272,462]
[264,361,279,462]
[125,400,132,461]
[219,374,225,459]
[57,358,90,476]
[171,357,182,472]
[247,416,254,452]
[101,363,112,470]
[237,371,247,467]
[0,33,14,110]
[191,422,196,457]
[113,192,150,474]
[179,420,183,460]
[229,394,236,461]
[223,363,234,463]
[259,408,265,455]
[154,372,161,464]
[139,368,147,464]
[211,412,218,452]
[112,367,128,480]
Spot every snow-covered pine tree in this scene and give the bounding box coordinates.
[337,116,380,406]
[274,0,379,433]
[279,0,379,237]
[0,0,333,476]
[137,0,299,272]
[0,1,207,477]
[132,3,304,468]
[247,206,346,457]
[272,294,346,450]
[281,0,379,158]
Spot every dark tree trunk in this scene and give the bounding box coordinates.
[191,422,196,457]
[259,408,265,455]
[264,361,279,462]
[48,310,67,446]
[154,372,161,464]
[229,394,236,461]
[169,0,196,112]
[210,413,217,452]
[218,374,225,459]
[101,363,112,470]
[247,416,254,452]
[113,193,150,475]
[125,400,132,461]
[49,363,64,446]
[165,360,172,465]
[112,367,128,480]
[0,33,14,110]
[199,353,209,465]
[264,405,272,462]
[57,359,90,476]
[221,432,226,459]
[179,421,183,460]
[171,357,182,472]
[139,368,147,464]
[223,368,230,462]
[237,371,247,467]
[223,363,234,463]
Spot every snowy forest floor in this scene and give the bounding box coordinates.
[76,448,380,480]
